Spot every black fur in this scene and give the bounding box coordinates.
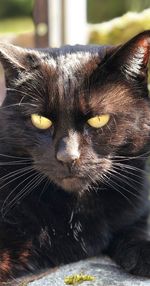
[0,31,149,282]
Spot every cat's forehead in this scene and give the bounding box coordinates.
[55,52,99,74]
[40,47,104,76]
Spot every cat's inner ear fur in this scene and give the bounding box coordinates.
[106,30,150,81]
[0,43,40,87]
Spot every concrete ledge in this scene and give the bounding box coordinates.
[27,257,150,286]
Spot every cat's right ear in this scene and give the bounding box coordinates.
[0,43,39,87]
[105,30,150,83]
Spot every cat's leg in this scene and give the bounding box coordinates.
[107,215,150,277]
[0,238,37,282]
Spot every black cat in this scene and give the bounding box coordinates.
[0,30,149,282]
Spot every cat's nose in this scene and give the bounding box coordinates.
[56,133,80,163]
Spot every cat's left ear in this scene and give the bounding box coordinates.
[0,43,39,86]
[107,30,150,81]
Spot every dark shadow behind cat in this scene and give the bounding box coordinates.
[0,30,149,282]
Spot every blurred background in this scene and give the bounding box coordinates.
[0,0,150,98]
[0,0,149,47]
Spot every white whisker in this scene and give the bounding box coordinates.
[0,167,34,193]
[112,165,144,180]
[111,167,143,186]
[38,178,50,202]
[6,88,40,102]
[107,170,145,203]
[102,173,135,208]
[3,173,45,215]
[112,162,147,175]
[0,166,32,182]
[1,171,39,214]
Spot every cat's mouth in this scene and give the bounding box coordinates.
[56,175,88,192]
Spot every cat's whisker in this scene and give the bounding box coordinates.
[112,164,144,180]
[102,173,135,208]
[1,170,39,215]
[0,159,31,166]
[86,172,99,188]
[3,173,45,216]
[0,161,32,166]
[0,154,32,166]
[0,103,23,110]
[17,102,38,108]
[0,153,31,160]
[85,168,106,192]
[38,177,50,202]
[111,166,143,185]
[106,124,112,134]
[22,78,46,103]
[0,102,38,110]
[16,174,45,204]
[112,115,117,130]
[0,167,34,193]
[111,162,147,175]
[106,170,145,203]
[18,94,26,106]
[0,166,33,182]
[112,179,144,204]
[6,88,40,102]
[111,150,150,161]
[112,156,149,162]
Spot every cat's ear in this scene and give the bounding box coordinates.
[0,43,39,86]
[106,30,150,81]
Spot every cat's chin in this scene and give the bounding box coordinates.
[56,176,89,192]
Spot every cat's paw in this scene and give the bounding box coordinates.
[119,241,150,277]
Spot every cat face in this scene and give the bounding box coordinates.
[0,31,150,193]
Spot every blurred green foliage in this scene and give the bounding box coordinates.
[0,18,34,34]
[0,0,34,19]
[89,9,150,45]
[87,0,150,23]
[88,9,150,86]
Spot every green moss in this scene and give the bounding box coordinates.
[64,273,95,285]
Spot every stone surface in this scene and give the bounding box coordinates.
[26,257,150,286]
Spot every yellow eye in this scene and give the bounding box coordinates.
[87,114,110,128]
[31,114,52,130]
